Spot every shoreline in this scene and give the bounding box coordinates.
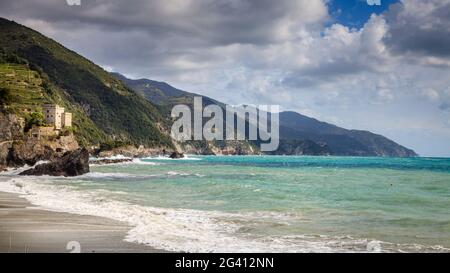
[1,157,449,253]
[0,191,165,253]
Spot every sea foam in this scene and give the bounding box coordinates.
[0,171,448,253]
[0,175,357,252]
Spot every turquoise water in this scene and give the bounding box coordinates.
[2,156,450,252]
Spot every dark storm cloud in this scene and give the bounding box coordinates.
[0,0,327,47]
[439,102,450,112]
[384,0,450,58]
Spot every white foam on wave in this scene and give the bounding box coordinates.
[2,160,49,175]
[0,175,335,252]
[167,171,190,176]
[0,174,448,253]
[89,158,160,166]
[90,155,132,161]
[366,240,382,252]
[143,155,202,161]
[79,172,146,179]
[165,171,205,178]
[132,159,160,165]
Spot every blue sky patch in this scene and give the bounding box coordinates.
[328,0,400,28]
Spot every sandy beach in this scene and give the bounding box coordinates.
[0,191,163,253]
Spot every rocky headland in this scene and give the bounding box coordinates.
[19,148,89,177]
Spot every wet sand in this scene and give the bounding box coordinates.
[0,191,164,253]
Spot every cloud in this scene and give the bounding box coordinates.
[384,0,450,60]
[0,0,328,46]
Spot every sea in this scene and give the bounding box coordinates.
[1,155,449,253]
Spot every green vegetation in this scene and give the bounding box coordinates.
[0,63,46,114]
[24,111,44,131]
[99,139,134,151]
[0,18,174,149]
[0,87,13,104]
[59,126,74,136]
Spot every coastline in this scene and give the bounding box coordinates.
[0,191,164,253]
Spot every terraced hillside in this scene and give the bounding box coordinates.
[0,18,173,148]
[0,63,46,113]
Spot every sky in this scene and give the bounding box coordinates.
[1,0,450,157]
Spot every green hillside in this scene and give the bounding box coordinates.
[0,63,46,112]
[0,18,173,148]
[115,73,417,157]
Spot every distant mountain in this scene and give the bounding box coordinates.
[113,73,417,157]
[0,18,173,148]
[278,111,417,157]
[111,72,223,111]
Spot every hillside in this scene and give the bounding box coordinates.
[278,112,417,157]
[113,73,417,157]
[112,72,224,113]
[0,18,173,148]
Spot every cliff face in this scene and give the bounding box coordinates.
[268,140,332,156]
[177,141,256,155]
[0,112,23,141]
[0,111,79,170]
[96,145,165,158]
[0,112,23,169]
[94,140,256,158]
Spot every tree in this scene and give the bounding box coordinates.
[0,87,13,104]
[24,111,44,131]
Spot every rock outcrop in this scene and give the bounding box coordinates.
[0,111,80,170]
[169,151,185,159]
[0,112,24,141]
[0,112,23,169]
[176,140,256,155]
[96,145,167,158]
[90,158,133,165]
[5,134,79,167]
[20,148,89,177]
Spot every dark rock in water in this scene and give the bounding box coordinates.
[19,148,90,177]
[8,144,55,167]
[90,158,133,165]
[169,151,184,159]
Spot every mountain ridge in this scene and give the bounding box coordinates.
[112,72,417,157]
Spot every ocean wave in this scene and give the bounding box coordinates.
[132,159,160,165]
[0,175,448,253]
[80,172,145,179]
[1,160,49,175]
[90,155,132,161]
[142,155,202,161]
[89,158,160,166]
[165,171,205,178]
[167,171,189,176]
